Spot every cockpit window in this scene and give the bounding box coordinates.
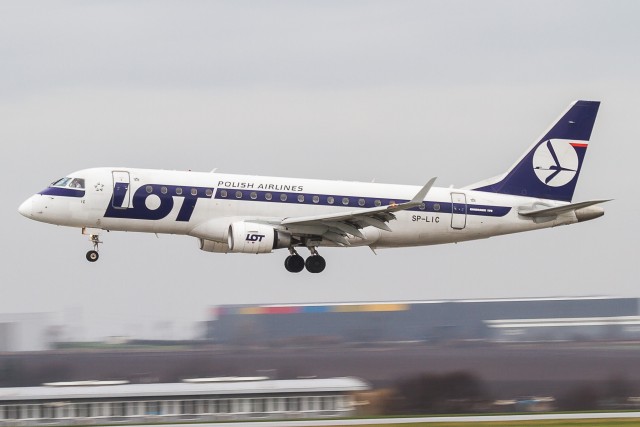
[69,178,85,189]
[50,177,85,189]
[51,177,72,187]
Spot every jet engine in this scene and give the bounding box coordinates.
[227,222,291,254]
[199,239,229,253]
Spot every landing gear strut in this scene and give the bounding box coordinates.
[86,234,101,262]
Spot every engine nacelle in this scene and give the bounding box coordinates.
[199,239,229,253]
[227,222,291,254]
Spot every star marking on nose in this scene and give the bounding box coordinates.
[94,183,104,192]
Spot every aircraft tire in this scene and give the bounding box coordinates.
[305,255,326,273]
[86,250,99,262]
[284,255,305,273]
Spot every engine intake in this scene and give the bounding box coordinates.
[227,222,291,254]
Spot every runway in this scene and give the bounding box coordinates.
[143,411,640,426]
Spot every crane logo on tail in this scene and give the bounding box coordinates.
[532,139,580,187]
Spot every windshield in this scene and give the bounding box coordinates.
[50,177,85,189]
[51,177,72,187]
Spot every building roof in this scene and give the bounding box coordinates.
[0,377,369,402]
[213,296,637,316]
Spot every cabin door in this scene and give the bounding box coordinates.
[450,192,467,229]
[112,171,131,209]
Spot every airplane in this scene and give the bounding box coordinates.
[18,100,608,273]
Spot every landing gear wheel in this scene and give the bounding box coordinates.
[305,255,326,273]
[86,250,99,262]
[85,233,103,262]
[284,255,305,273]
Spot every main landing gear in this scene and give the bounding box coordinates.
[284,248,326,273]
[284,250,305,273]
[86,234,102,262]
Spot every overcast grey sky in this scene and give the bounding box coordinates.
[2,1,638,340]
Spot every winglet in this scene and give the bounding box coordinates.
[389,177,437,212]
[410,177,437,205]
[379,177,437,213]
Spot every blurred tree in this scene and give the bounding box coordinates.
[0,358,28,387]
[557,384,599,411]
[600,375,635,409]
[384,371,487,415]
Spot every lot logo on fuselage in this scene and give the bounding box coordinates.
[532,139,579,187]
[105,184,213,221]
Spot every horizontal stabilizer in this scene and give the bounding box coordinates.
[519,199,611,218]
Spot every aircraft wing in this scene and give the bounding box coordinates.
[279,177,437,245]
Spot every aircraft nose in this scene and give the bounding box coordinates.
[18,198,33,218]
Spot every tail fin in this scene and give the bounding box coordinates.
[471,100,600,202]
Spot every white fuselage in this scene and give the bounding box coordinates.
[19,167,581,250]
[17,101,606,272]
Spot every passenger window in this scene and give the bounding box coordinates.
[191,188,198,196]
[250,192,257,200]
[220,189,227,198]
[146,185,153,193]
[312,195,320,204]
[280,194,287,202]
[235,191,243,199]
[297,194,304,203]
[358,198,365,207]
[161,186,168,194]
[205,189,213,197]
[342,197,349,205]
[176,188,183,195]
[265,193,272,201]
[327,196,334,205]
[419,203,426,210]
[434,203,441,211]
[374,200,381,207]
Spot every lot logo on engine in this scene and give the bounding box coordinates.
[246,233,266,242]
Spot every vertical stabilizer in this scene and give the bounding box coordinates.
[472,100,600,202]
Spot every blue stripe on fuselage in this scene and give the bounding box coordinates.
[215,189,511,217]
[39,187,85,198]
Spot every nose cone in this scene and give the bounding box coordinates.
[18,198,33,218]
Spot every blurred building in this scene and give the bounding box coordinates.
[0,377,368,424]
[206,297,640,344]
[0,313,52,352]
[486,316,640,342]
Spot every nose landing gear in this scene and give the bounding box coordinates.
[86,234,102,262]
